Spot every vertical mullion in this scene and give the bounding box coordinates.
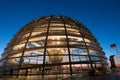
[42,16,52,78]
[77,50,82,68]
[60,16,72,76]
[17,25,35,77]
[79,29,94,70]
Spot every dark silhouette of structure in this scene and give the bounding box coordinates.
[109,55,116,69]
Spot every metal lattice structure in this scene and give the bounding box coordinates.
[0,15,107,79]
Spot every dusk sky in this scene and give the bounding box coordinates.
[0,0,120,58]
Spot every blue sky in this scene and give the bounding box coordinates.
[0,0,120,58]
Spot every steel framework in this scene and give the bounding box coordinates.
[0,15,107,79]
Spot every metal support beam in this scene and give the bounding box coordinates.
[60,16,73,76]
[17,25,35,77]
[42,16,52,79]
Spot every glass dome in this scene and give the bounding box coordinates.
[1,15,107,79]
